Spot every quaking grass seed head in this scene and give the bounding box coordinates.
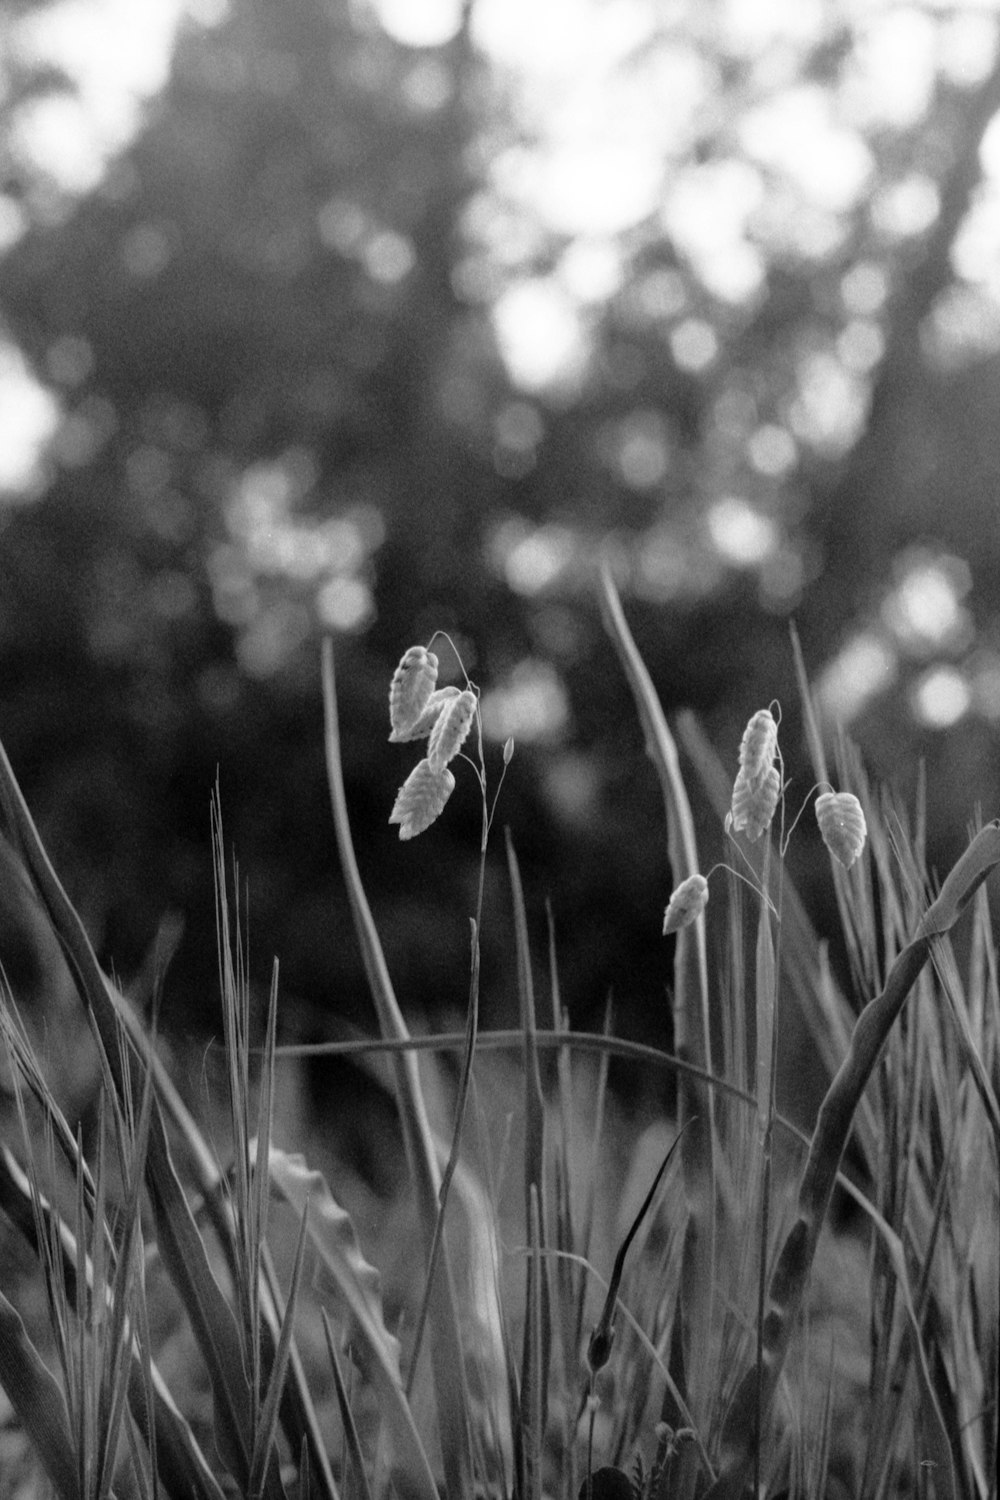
[727,763,780,842]
[663,873,709,935]
[815,790,867,869]
[427,687,477,771]
[389,646,438,740]
[390,685,460,743]
[738,708,779,789]
[389,758,456,839]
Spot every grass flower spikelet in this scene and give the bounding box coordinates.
[816,790,867,868]
[389,645,438,740]
[663,873,709,934]
[389,757,456,839]
[728,763,780,842]
[738,708,779,789]
[391,685,461,743]
[427,687,477,771]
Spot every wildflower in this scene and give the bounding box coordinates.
[389,758,455,839]
[388,646,438,740]
[738,708,778,790]
[663,873,709,935]
[728,763,781,842]
[427,687,477,771]
[816,790,867,869]
[390,685,460,743]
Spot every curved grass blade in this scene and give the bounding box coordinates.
[0,1289,80,1500]
[505,831,551,1479]
[0,738,273,1497]
[322,637,473,1499]
[711,820,1000,1496]
[322,1310,372,1500]
[599,564,716,1445]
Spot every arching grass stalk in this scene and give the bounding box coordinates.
[322,637,476,1498]
[599,564,718,1463]
[710,818,1000,1500]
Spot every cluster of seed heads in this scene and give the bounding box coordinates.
[663,706,869,932]
[387,645,477,839]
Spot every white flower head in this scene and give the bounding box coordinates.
[389,646,438,741]
[389,758,456,840]
[738,708,779,790]
[727,764,781,843]
[816,790,867,869]
[663,873,709,935]
[427,687,477,771]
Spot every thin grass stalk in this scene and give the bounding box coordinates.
[506,831,552,1483]
[0,1144,227,1500]
[528,1183,545,1500]
[712,819,1000,1497]
[0,739,274,1496]
[249,1203,310,1499]
[599,567,717,1452]
[321,1311,369,1500]
[752,838,778,1497]
[321,637,473,1499]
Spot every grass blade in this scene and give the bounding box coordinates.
[712,819,1000,1495]
[599,565,717,1433]
[0,737,270,1496]
[322,636,473,1498]
[505,830,552,1472]
[321,1310,372,1500]
[0,1289,81,1500]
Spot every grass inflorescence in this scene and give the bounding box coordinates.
[0,575,998,1500]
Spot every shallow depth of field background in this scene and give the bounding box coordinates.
[2,0,1000,1086]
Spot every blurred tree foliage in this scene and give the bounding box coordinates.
[2,0,1000,1077]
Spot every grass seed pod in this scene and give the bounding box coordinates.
[389,758,455,839]
[728,763,780,842]
[738,708,778,789]
[816,790,867,868]
[388,646,438,740]
[663,873,709,935]
[389,685,460,743]
[427,687,477,771]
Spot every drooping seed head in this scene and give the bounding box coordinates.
[663,873,709,935]
[389,758,456,839]
[427,687,477,771]
[389,685,460,743]
[728,763,781,842]
[815,790,867,869]
[738,708,779,790]
[388,646,438,741]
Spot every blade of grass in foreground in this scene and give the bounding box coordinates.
[599,563,717,1447]
[506,833,551,1496]
[710,819,1000,1499]
[0,1290,81,1500]
[321,637,474,1500]
[0,738,274,1497]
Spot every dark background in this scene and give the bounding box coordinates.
[2,0,1000,1095]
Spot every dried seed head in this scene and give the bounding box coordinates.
[728,763,781,842]
[815,791,867,869]
[389,685,460,743]
[738,709,779,790]
[663,873,709,935]
[389,758,456,840]
[388,646,438,740]
[427,687,477,771]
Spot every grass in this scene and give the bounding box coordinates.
[0,570,999,1499]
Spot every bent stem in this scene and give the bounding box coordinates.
[712,819,1000,1499]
